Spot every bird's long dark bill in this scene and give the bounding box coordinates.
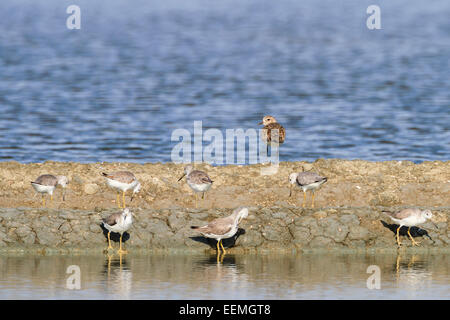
[62,190,66,201]
[258,121,263,125]
[289,185,292,197]
[177,173,186,181]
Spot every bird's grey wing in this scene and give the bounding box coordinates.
[393,208,418,219]
[297,172,326,185]
[103,171,136,184]
[102,212,120,226]
[198,217,233,235]
[33,174,58,186]
[191,170,213,184]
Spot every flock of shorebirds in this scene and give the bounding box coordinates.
[28,115,434,254]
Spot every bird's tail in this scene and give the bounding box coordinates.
[101,172,108,177]
[190,226,199,229]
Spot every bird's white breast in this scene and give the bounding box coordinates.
[391,215,426,227]
[300,180,325,192]
[187,181,212,193]
[203,225,238,241]
[104,215,133,234]
[31,183,55,195]
[106,178,137,192]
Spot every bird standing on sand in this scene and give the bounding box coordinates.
[178,165,213,207]
[382,208,433,247]
[102,208,134,254]
[101,171,141,208]
[289,169,327,208]
[258,115,286,154]
[191,207,248,254]
[31,174,69,206]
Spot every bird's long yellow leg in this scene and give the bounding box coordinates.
[117,234,128,254]
[396,254,400,273]
[302,191,306,208]
[116,193,121,208]
[396,226,402,247]
[216,240,220,252]
[195,193,198,208]
[42,195,45,207]
[107,232,113,250]
[311,192,315,208]
[107,254,113,279]
[220,240,227,254]
[122,191,126,209]
[407,228,420,246]
[50,194,53,203]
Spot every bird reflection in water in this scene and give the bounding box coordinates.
[194,253,248,290]
[394,253,432,295]
[103,253,133,299]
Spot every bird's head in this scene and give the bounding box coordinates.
[288,173,298,197]
[130,182,141,202]
[178,164,193,181]
[422,209,432,220]
[56,175,69,188]
[258,115,277,126]
[235,207,249,224]
[123,208,135,218]
[56,175,69,201]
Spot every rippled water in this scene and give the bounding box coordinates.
[0,253,448,299]
[0,0,449,163]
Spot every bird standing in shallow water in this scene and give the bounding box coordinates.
[31,174,68,207]
[102,208,134,254]
[191,207,248,254]
[289,169,327,208]
[178,165,213,208]
[258,115,286,155]
[101,171,141,208]
[383,208,432,247]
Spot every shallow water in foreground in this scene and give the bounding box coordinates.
[0,252,448,299]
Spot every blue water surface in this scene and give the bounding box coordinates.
[0,0,448,163]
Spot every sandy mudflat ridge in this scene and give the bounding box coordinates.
[0,160,448,252]
[0,159,449,210]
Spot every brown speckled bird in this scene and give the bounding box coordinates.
[258,115,286,154]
